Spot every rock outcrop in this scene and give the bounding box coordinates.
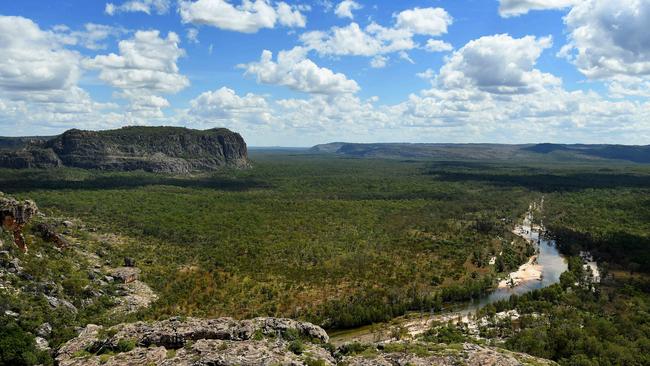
[0,192,38,252]
[57,317,332,366]
[34,223,70,249]
[56,317,557,366]
[0,126,249,173]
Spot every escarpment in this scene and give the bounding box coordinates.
[0,126,249,173]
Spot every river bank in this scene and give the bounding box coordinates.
[330,203,568,345]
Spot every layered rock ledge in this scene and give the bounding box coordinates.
[0,126,249,173]
[56,316,557,366]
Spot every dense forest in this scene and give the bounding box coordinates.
[1,152,649,365]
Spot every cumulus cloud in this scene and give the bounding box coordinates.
[276,2,307,27]
[178,0,306,33]
[242,47,360,95]
[105,0,171,15]
[0,16,80,92]
[301,23,413,57]
[0,17,120,134]
[84,30,188,94]
[424,39,453,52]
[84,30,189,117]
[562,0,650,79]
[395,7,453,36]
[498,0,580,17]
[54,23,127,50]
[187,87,271,124]
[335,0,362,19]
[370,55,388,69]
[300,7,452,66]
[437,34,559,94]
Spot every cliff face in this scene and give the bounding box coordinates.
[0,126,249,173]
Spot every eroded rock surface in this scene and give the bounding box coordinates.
[57,317,556,366]
[0,192,38,252]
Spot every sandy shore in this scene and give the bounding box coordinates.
[498,214,544,288]
[497,255,543,288]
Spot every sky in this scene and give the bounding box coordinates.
[0,0,649,146]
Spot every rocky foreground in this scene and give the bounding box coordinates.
[56,316,557,366]
[0,126,249,173]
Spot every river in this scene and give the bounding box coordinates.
[330,205,568,344]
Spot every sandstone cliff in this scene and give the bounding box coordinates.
[0,126,249,173]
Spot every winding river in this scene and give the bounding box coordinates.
[330,205,568,344]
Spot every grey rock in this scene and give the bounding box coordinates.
[56,318,557,366]
[4,310,19,317]
[45,295,78,314]
[35,336,50,351]
[37,322,52,337]
[111,267,139,284]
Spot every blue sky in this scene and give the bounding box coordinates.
[0,0,648,146]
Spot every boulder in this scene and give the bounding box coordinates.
[35,336,50,351]
[111,267,140,284]
[34,223,70,249]
[37,322,53,338]
[0,193,38,252]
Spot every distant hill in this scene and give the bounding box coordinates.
[0,126,249,172]
[310,142,650,164]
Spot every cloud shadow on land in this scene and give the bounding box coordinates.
[0,169,271,193]
[427,166,650,192]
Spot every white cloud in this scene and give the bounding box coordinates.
[84,30,188,94]
[84,30,188,117]
[300,22,413,57]
[437,34,559,94]
[0,16,124,134]
[54,23,127,50]
[424,39,453,52]
[276,2,307,27]
[335,0,362,19]
[187,87,271,124]
[499,0,580,17]
[370,55,388,69]
[395,7,453,36]
[105,0,171,15]
[300,7,452,66]
[0,16,80,92]
[178,0,306,33]
[242,47,360,95]
[562,0,650,79]
[187,28,199,43]
[416,68,436,80]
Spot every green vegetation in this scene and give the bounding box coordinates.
[0,153,537,331]
[1,151,649,365]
